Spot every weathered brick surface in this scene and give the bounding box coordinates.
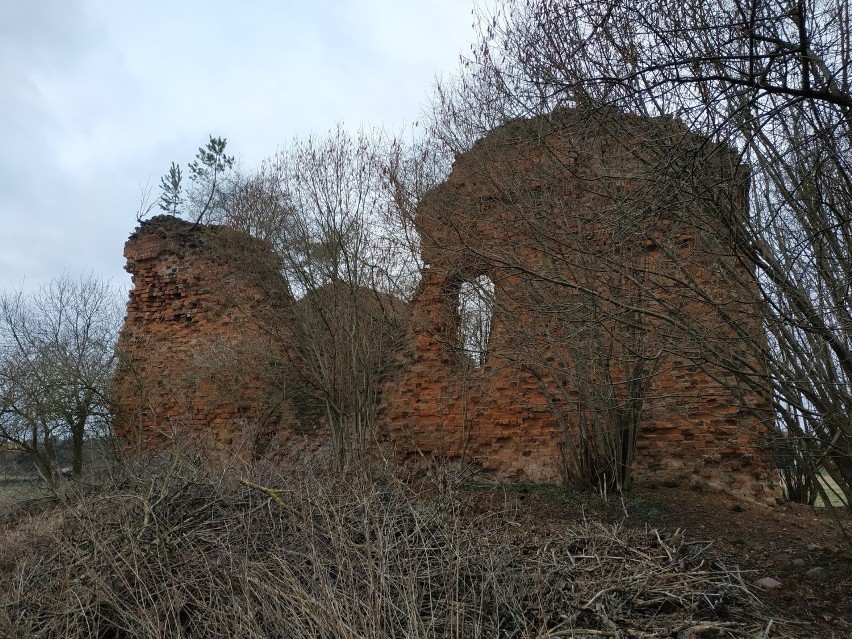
[113,111,780,502]
[112,215,325,460]
[379,109,780,501]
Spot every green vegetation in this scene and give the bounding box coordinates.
[626,496,664,523]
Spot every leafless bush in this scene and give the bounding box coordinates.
[775,432,820,505]
[0,452,788,638]
[210,128,418,471]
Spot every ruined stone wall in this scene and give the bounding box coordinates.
[111,215,323,459]
[113,110,780,502]
[380,108,779,501]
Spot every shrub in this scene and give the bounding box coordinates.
[1,453,768,638]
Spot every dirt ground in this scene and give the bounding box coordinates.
[457,480,852,637]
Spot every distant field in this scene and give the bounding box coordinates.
[0,479,42,508]
[816,471,849,508]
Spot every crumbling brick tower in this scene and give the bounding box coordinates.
[381,108,780,501]
[112,215,305,457]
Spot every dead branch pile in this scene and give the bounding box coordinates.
[0,455,784,638]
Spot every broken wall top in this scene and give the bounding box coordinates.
[416,106,748,272]
[125,215,292,304]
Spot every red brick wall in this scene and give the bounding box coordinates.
[111,215,324,460]
[112,110,780,502]
[379,109,780,501]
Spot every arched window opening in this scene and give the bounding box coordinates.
[457,275,495,367]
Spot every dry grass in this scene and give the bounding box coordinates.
[0,453,796,638]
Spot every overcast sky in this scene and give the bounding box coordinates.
[0,1,476,293]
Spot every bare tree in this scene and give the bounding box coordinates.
[0,275,122,479]
[514,245,664,494]
[457,275,495,368]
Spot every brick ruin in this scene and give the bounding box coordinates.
[113,109,780,501]
[111,216,324,459]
